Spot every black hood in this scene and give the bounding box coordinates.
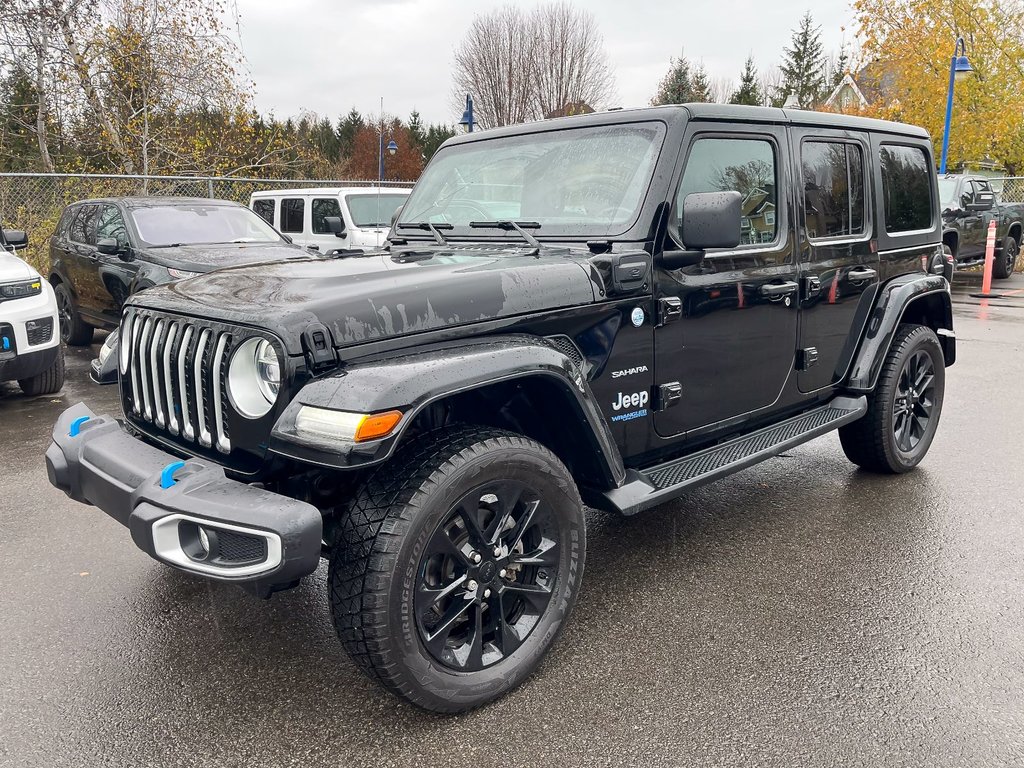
[129,246,598,354]
[140,241,313,273]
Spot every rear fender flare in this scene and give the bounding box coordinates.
[846,274,954,392]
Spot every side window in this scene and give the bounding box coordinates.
[253,199,275,225]
[280,198,304,233]
[676,137,778,248]
[312,198,343,234]
[801,141,865,239]
[879,145,933,233]
[96,205,128,247]
[69,205,98,245]
[56,207,75,238]
[960,181,975,209]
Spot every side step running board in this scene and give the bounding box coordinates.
[600,395,867,516]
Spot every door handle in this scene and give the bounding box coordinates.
[760,281,799,297]
[848,267,877,281]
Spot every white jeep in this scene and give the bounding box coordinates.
[249,187,410,252]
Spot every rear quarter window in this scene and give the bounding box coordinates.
[879,145,932,233]
[253,198,275,225]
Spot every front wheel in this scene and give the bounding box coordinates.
[993,235,1019,279]
[18,349,65,396]
[329,426,586,712]
[839,324,945,473]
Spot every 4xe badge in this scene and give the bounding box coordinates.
[630,307,645,327]
[611,390,649,423]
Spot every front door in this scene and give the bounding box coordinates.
[793,129,879,392]
[94,203,138,326]
[654,127,799,438]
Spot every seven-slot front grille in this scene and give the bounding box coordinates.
[123,309,234,454]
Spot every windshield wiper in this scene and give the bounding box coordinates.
[470,220,542,249]
[396,221,452,245]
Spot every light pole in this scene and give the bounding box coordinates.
[939,36,974,174]
[378,135,397,183]
[459,93,476,133]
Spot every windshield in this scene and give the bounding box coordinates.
[346,194,408,228]
[937,178,959,206]
[130,204,283,246]
[398,122,666,238]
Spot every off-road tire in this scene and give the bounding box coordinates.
[54,282,93,346]
[328,425,586,713]
[839,323,945,473]
[994,235,1019,279]
[18,350,65,396]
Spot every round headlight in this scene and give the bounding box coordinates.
[227,337,281,419]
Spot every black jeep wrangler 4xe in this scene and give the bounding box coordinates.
[46,105,954,712]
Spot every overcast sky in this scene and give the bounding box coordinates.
[237,0,856,126]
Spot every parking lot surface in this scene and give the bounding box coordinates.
[2,274,1023,768]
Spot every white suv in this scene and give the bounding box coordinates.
[1,226,64,395]
[249,187,410,252]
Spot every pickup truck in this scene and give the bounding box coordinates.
[939,174,1023,279]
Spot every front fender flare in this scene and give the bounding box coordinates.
[268,334,626,487]
[846,274,954,392]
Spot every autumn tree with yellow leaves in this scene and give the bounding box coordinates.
[852,0,1024,172]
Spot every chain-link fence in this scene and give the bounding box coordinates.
[0,172,415,271]
[995,177,1024,203]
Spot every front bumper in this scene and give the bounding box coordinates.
[0,343,59,383]
[45,403,323,596]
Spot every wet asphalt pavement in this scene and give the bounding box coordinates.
[2,274,1023,768]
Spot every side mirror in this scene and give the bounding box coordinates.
[324,216,347,238]
[390,205,404,227]
[681,191,743,250]
[2,229,28,251]
[967,192,994,212]
[97,238,120,256]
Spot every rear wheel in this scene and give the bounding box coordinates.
[328,426,586,712]
[54,282,93,346]
[839,324,945,473]
[993,235,1019,279]
[18,349,65,396]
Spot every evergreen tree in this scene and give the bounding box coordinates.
[421,124,457,163]
[651,56,693,105]
[690,64,712,103]
[408,110,426,150]
[779,12,827,109]
[730,56,763,106]
[832,45,850,89]
[336,108,363,159]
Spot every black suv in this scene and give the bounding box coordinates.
[49,197,310,346]
[46,105,954,713]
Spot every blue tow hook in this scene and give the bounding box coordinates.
[160,461,187,489]
[69,416,90,437]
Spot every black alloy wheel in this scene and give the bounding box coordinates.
[416,480,559,672]
[329,426,586,712]
[995,236,1019,279]
[56,285,73,344]
[892,349,936,453]
[839,323,945,473]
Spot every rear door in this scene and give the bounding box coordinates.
[654,125,799,438]
[793,129,878,392]
[66,203,103,318]
[958,179,986,260]
[279,196,307,247]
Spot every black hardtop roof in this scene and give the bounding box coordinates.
[67,196,242,209]
[445,103,930,145]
